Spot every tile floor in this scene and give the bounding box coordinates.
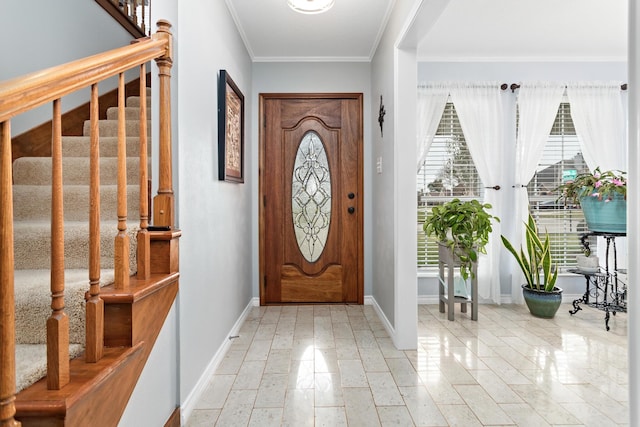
[186,302,628,426]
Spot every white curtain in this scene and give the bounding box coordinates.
[511,82,565,302]
[417,84,449,170]
[566,82,627,273]
[449,82,505,303]
[566,82,626,171]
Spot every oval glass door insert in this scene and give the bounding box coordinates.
[292,131,331,262]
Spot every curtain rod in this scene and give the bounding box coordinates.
[501,83,628,93]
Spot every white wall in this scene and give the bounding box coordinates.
[173,0,253,422]
[1,0,136,136]
[120,0,181,425]
[251,62,373,298]
[122,0,254,425]
[416,60,628,301]
[370,0,421,349]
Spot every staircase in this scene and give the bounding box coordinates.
[0,22,180,426]
[12,91,149,393]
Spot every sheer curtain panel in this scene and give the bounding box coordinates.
[511,82,565,302]
[449,82,505,303]
[417,84,449,170]
[566,82,626,171]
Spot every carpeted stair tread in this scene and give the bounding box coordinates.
[16,344,84,393]
[106,106,144,120]
[13,221,139,270]
[62,136,144,158]
[12,157,143,186]
[83,119,151,138]
[125,95,151,108]
[13,184,140,221]
[13,88,150,393]
[14,268,116,346]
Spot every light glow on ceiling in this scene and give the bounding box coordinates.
[288,0,335,15]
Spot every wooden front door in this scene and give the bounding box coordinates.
[260,94,363,304]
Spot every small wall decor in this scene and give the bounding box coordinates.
[218,69,245,183]
[378,95,385,137]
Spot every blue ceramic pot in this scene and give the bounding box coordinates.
[522,284,563,319]
[580,193,626,233]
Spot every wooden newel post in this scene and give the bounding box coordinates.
[0,121,21,426]
[152,20,174,229]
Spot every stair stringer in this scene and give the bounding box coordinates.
[14,268,179,426]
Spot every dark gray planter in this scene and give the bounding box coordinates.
[522,284,563,318]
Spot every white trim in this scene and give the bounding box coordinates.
[416,56,628,63]
[223,0,256,59]
[417,293,583,305]
[366,0,398,60]
[251,56,371,63]
[180,298,256,425]
[367,296,396,342]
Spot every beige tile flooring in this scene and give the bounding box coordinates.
[186,302,628,426]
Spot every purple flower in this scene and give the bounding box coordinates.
[594,181,603,188]
[612,178,624,186]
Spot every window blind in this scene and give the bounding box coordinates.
[417,102,483,268]
[526,102,596,268]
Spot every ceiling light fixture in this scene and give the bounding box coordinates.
[288,0,335,15]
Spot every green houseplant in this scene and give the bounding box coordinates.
[556,167,627,233]
[501,214,562,318]
[423,199,499,280]
[556,167,626,204]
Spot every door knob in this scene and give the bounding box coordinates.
[348,207,355,214]
[348,192,355,199]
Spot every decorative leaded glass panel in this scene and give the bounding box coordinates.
[292,131,331,262]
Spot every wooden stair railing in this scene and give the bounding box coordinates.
[0,20,174,426]
[95,0,150,38]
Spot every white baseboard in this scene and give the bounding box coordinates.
[366,295,396,342]
[180,297,256,425]
[417,294,583,305]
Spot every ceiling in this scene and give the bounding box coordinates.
[225,0,628,62]
[225,0,395,61]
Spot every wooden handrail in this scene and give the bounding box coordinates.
[0,33,167,123]
[0,20,173,425]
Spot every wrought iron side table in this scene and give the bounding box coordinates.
[568,232,627,331]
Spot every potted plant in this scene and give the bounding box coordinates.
[501,214,562,318]
[556,167,627,233]
[423,198,499,280]
[575,234,599,273]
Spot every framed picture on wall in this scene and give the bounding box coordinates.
[218,69,245,183]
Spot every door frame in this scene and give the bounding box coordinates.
[258,93,364,305]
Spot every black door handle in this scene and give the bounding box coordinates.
[348,207,355,214]
[348,192,355,199]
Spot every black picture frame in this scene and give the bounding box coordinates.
[218,69,245,183]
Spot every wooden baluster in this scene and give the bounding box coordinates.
[131,0,139,29]
[152,20,174,228]
[115,73,130,289]
[86,84,104,363]
[48,99,70,390]
[137,64,151,280]
[141,0,147,35]
[0,121,20,426]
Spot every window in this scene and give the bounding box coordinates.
[526,102,596,268]
[417,102,483,268]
